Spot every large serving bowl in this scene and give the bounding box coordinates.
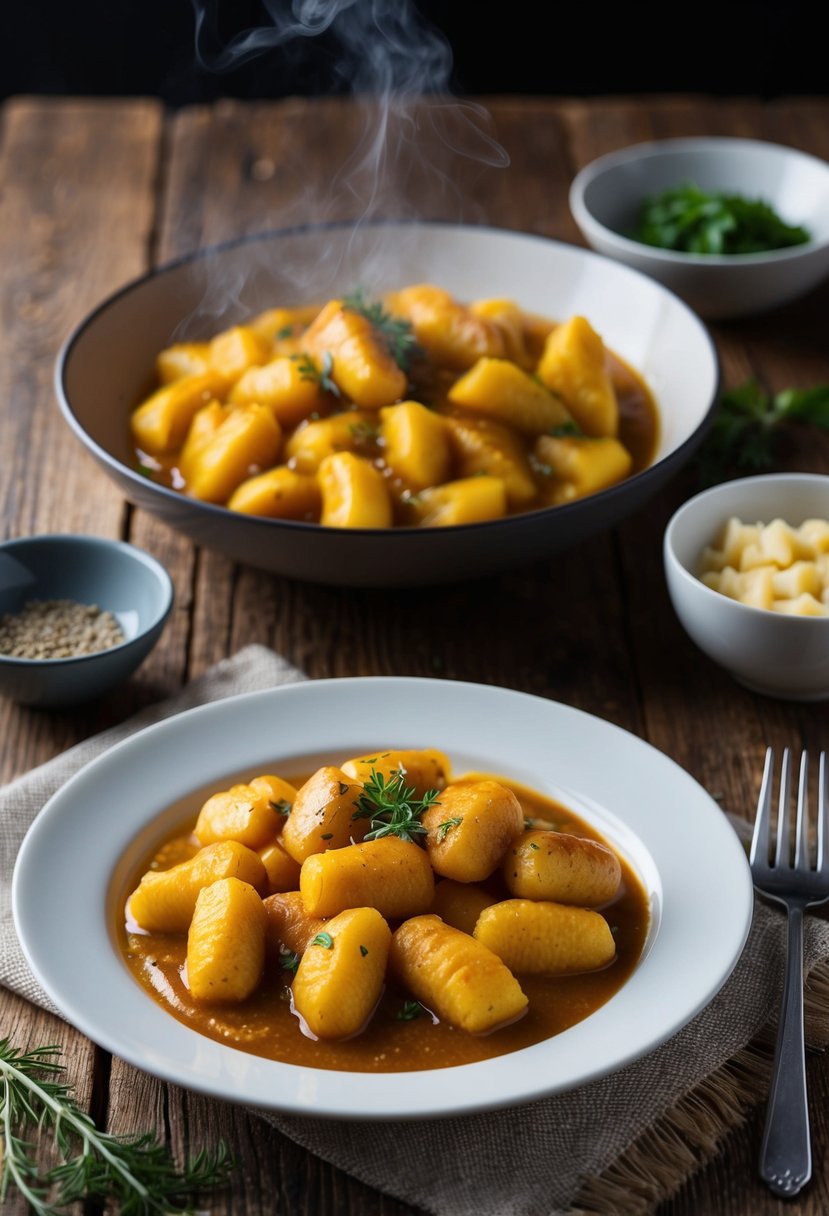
[56,222,719,587]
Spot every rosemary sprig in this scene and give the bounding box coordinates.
[351,767,440,842]
[343,287,421,373]
[0,1038,233,1215]
[694,379,829,486]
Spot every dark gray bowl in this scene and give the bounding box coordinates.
[0,535,174,708]
[55,222,720,588]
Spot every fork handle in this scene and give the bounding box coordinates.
[759,904,811,1197]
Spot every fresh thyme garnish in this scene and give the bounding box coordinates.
[348,420,381,443]
[436,817,462,841]
[343,287,421,373]
[311,932,334,949]
[351,768,441,842]
[291,351,340,396]
[276,324,295,340]
[397,1000,424,1021]
[270,798,292,817]
[0,1037,233,1215]
[694,379,829,486]
[549,420,586,437]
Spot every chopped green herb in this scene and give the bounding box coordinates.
[343,287,422,373]
[348,420,381,443]
[338,781,351,796]
[549,419,585,438]
[270,798,292,817]
[280,951,300,975]
[276,324,294,340]
[311,932,334,949]
[291,350,340,396]
[529,842,540,851]
[397,1000,423,1021]
[436,816,462,841]
[320,832,334,841]
[360,945,369,957]
[631,181,811,255]
[135,462,156,479]
[352,767,441,842]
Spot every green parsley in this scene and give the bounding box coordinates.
[0,1037,233,1215]
[360,945,369,957]
[270,798,292,817]
[352,767,441,842]
[291,351,340,396]
[632,181,811,255]
[280,951,300,975]
[311,932,334,949]
[397,1000,424,1021]
[549,419,585,438]
[343,287,421,373]
[694,379,829,486]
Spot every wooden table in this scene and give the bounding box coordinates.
[3,92,829,1215]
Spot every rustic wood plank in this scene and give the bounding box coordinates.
[0,97,164,785]
[0,988,96,1216]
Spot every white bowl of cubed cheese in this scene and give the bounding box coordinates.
[664,472,829,700]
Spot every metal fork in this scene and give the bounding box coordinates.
[749,746,829,1197]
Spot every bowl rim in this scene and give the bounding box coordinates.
[54,218,722,541]
[570,135,829,265]
[0,533,175,668]
[663,471,829,624]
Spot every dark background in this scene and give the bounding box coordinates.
[2,0,824,104]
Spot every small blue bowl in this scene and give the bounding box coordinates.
[0,535,174,709]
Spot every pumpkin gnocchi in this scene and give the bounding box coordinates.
[131,285,659,527]
[119,749,649,1072]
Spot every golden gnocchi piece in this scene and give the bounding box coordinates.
[291,906,392,1039]
[186,876,267,1002]
[408,475,508,527]
[300,837,435,919]
[263,890,327,959]
[429,879,497,936]
[340,748,451,797]
[280,766,366,863]
[180,403,282,503]
[258,839,302,894]
[447,357,572,436]
[227,466,321,519]
[379,401,452,491]
[317,451,393,528]
[536,315,619,438]
[422,780,525,882]
[534,434,633,505]
[128,840,267,933]
[228,355,334,427]
[384,283,506,370]
[503,829,622,906]
[304,299,407,407]
[194,779,292,850]
[131,370,230,455]
[390,913,528,1034]
[474,898,616,975]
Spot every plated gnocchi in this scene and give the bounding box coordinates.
[120,748,649,1072]
[130,285,659,528]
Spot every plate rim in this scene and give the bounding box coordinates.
[12,676,754,1119]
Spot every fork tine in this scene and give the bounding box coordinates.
[774,748,793,868]
[819,752,828,874]
[751,746,775,866]
[794,751,810,871]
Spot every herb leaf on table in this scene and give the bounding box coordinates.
[693,380,829,486]
[0,1037,233,1215]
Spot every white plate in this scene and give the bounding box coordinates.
[12,677,753,1119]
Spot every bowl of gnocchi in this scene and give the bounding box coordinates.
[664,472,829,699]
[56,221,719,587]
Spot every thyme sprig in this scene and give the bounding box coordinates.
[291,351,340,396]
[352,767,440,842]
[0,1037,233,1215]
[694,379,829,486]
[343,287,421,373]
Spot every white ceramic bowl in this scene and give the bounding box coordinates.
[0,534,174,709]
[570,137,829,320]
[664,473,829,700]
[56,222,719,587]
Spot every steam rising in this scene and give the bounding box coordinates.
[180,0,510,334]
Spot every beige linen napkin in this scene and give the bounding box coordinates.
[3,643,829,1216]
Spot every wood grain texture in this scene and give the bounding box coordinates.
[4,93,829,1216]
